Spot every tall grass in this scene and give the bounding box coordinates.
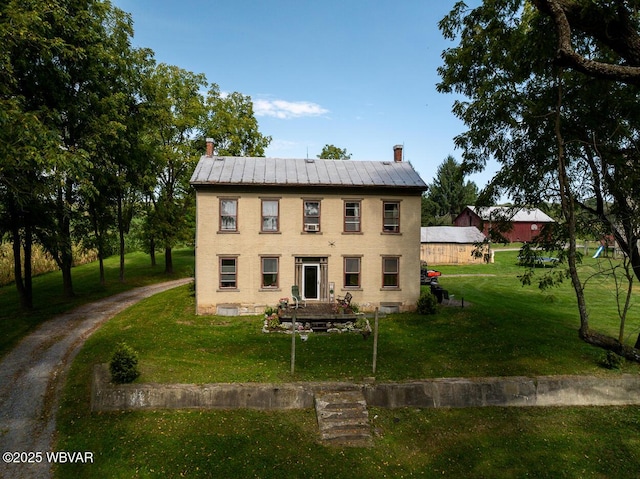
[0,242,98,286]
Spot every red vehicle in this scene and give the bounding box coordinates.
[420,264,441,285]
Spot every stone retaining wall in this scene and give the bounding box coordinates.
[92,365,640,411]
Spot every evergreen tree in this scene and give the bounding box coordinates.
[421,156,477,226]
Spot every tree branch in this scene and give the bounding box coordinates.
[533,0,640,84]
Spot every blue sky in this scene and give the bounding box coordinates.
[112,0,492,189]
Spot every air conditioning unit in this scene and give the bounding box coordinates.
[304,223,320,232]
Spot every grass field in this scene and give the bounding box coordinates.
[0,249,195,358]
[51,249,640,478]
[54,406,640,478]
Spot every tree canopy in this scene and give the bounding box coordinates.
[532,0,640,84]
[203,86,271,157]
[317,144,352,160]
[0,0,271,307]
[438,0,640,360]
[421,156,477,226]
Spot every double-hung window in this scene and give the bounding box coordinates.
[344,201,361,232]
[344,257,361,288]
[303,200,321,232]
[261,199,279,232]
[261,257,279,288]
[382,201,400,233]
[220,199,238,232]
[382,256,399,288]
[219,257,238,289]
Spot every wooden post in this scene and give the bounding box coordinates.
[291,310,296,375]
[372,307,379,374]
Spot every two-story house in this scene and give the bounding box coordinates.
[190,140,427,315]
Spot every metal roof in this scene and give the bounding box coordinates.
[467,206,555,223]
[421,226,487,244]
[190,156,427,190]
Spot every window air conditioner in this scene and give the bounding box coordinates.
[304,223,319,232]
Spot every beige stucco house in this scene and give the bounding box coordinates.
[190,140,427,315]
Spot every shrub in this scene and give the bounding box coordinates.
[266,313,280,329]
[110,342,140,384]
[599,350,624,370]
[416,291,438,315]
[354,316,368,330]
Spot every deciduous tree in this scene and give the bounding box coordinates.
[202,85,271,157]
[1,0,155,302]
[142,63,207,274]
[317,144,352,160]
[531,0,640,84]
[438,0,640,360]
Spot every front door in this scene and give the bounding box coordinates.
[302,264,320,300]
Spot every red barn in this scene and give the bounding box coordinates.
[453,206,555,243]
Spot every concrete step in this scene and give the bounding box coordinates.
[314,390,372,447]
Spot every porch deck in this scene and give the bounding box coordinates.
[279,302,359,332]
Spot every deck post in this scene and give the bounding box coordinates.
[372,307,379,374]
[291,309,296,375]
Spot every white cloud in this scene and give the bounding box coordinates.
[254,99,329,119]
[271,138,297,148]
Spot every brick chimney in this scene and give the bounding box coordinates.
[206,138,214,157]
[393,145,403,162]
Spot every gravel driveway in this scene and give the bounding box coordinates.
[0,278,192,479]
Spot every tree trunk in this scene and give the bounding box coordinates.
[582,329,640,362]
[554,72,640,362]
[58,179,75,298]
[150,237,156,267]
[9,200,33,310]
[23,221,33,307]
[61,263,74,298]
[11,224,30,310]
[99,257,105,286]
[554,73,590,338]
[117,190,126,283]
[164,247,173,274]
[91,207,106,286]
[618,269,633,343]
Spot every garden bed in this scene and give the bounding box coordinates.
[263,316,370,335]
[263,301,371,333]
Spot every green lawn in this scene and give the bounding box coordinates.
[55,250,640,385]
[52,249,640,478]
[59,281,636,384]
[0,248,195,358]
[55,406,640,478]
